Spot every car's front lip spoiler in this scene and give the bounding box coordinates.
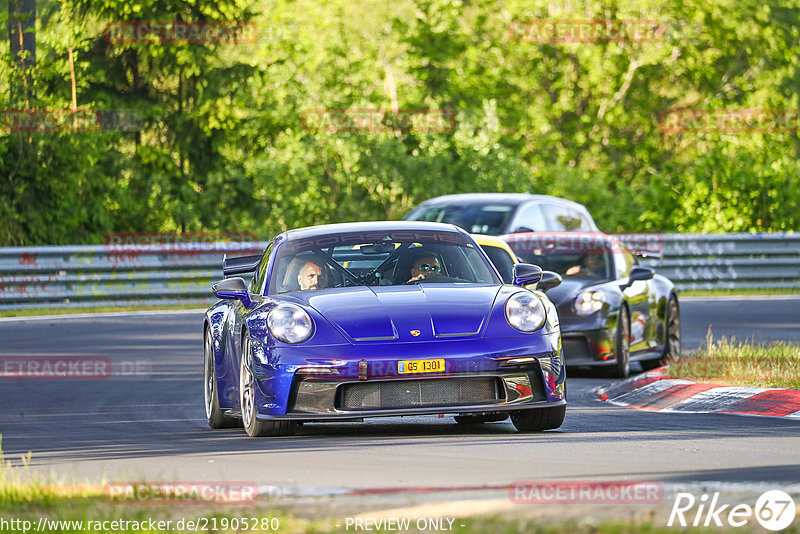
[256,399,566,421]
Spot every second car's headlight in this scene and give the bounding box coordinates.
[505,292,547,332]
[267,304,314,344]
[574,289,606,316]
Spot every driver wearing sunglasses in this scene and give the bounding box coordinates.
[407,253,443,283]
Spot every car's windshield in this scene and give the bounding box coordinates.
[268,231,501,294]
[405,204,515,235]
[508,239,613,281]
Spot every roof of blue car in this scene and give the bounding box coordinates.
[283,221,464,241]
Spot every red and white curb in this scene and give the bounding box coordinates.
[596,370,800,419]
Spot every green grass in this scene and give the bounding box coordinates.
[0,436,101,507]
[0,302,208,318]
[665,334,800,388]
[679,287,800,296]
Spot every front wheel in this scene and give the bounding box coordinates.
[510,405,566,432]
[662,295,681,364]
[642,295,681,371]
[204,328,238,429]
[240,335,297,437]
[611,307,631,378]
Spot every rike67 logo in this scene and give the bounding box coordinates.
[668,490,796,531]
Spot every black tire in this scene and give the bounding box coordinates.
[204,328,238,429]
[611,307,631,378]
[662,295,681,363]
[240,334,297,437]
[641,295,681,371]
[510,405,566,432]
[454,413,509,425]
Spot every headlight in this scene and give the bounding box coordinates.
[574,289,606,316]
[505,292,547,332]
[267,304,314,344]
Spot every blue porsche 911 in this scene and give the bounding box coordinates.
[203,221,566,437]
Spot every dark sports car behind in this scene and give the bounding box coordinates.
[505,231,680,377]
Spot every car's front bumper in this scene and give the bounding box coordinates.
[249,336,566,420]
[259,369,563,421]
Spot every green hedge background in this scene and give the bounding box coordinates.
[2,0,799,245]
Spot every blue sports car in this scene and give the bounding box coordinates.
[204,221,566,437]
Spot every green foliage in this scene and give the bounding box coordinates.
[1,0,799,245]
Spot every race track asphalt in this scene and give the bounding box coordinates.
[0,296,798,490]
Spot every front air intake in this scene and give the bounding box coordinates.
[336,377,503,411]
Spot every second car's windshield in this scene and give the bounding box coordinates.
[513,249,613,280]
[506,234,616,281]
[405,204,515,235]
[268,231,501,294]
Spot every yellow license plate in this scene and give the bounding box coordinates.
[398,359,445,374]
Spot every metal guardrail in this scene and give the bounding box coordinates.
[629,233,800,291]
[0,233,797,309]
[0,242,268,310]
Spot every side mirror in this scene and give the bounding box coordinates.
[512,263,543,287]
[536,270,562,292]
[621,266,655,289]
[212,277,253,308]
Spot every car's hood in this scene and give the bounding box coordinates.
[542,278,603,307]
[288,285,501,342]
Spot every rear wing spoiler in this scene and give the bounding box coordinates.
[222,254,261,276]
[613,235,663,261]
[634,250,662,261]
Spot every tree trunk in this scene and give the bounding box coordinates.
[8,0,36,105]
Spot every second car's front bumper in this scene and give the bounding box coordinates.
[561,329,617,367]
